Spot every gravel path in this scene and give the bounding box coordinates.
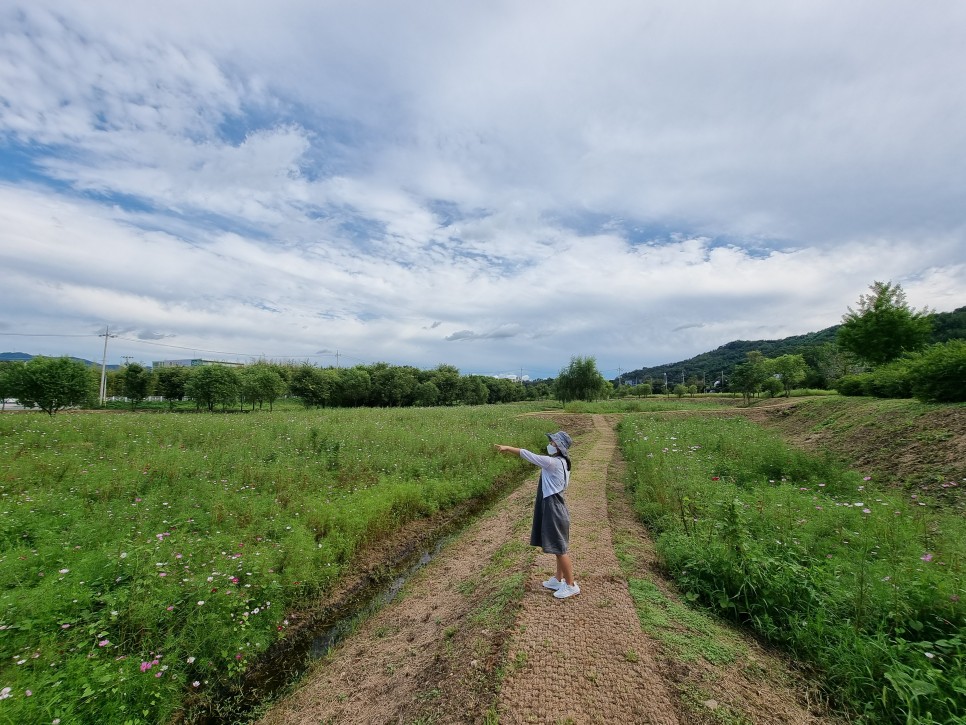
[497,414,680,724]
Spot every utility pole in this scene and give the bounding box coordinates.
[122,356,133,365]
[98,326,116,404]
[617,367,622,386]
[335,350,341,368]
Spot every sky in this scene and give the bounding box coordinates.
[1,1,964,380]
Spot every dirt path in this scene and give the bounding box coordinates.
[258,413,838,724]
[496,414,679,724]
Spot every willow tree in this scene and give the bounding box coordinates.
[555,356,611,402]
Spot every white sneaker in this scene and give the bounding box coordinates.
[553,582,580,599]
[542,576,563,590]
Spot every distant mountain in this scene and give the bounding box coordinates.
[622,306,966,385]
[0,352,121,370]
[932,305,966,343]
[623,326,840,385]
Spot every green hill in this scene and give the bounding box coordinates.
[623,306,965,387]
[623,327,839,386]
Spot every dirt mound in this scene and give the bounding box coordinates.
[736,397,966,510]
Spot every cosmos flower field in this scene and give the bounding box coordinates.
[0,405,549,723]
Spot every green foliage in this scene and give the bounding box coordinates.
[768,353,807,397]
[458,375,489,405]
[910,340,966,403]
[155,365,190,409]
[929,305,966,343]
[412,380,440,406]
[729,351,769,403]
[837,281,933,366]
[0,361,23,407]
[555,355,611,402]
[835,358,915,399]
[239,363,287,411]
[618,414,965,723]
[625,327,840,388]
[184,364,241,411]
[623,303,966,393]
[0,406,548,722]
[121,363,153,410]
[835,341,966,402]
[13,356,96,415]
[288,364,335,407]
[835,374,867,396]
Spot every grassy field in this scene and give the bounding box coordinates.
[0,405,551,723]
[618,412,966,724]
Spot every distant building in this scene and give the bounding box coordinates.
[152,358,244,369]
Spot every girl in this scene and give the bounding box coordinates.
[494,430,579,599]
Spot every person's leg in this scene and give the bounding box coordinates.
[558,553,574,585]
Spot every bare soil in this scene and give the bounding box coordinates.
[256,400,963,724]
[731,397,966,509]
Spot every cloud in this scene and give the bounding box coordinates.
[137,331,173,341]
[444,325,524,342]
[1,2,965,378]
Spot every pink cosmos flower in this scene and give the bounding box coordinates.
[98,639,110,647]
[921,553,934,562]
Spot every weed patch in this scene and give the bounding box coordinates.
[619,414,966,724]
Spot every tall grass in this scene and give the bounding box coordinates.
[563,398,729,414]
[0,406,549,723]
[619,414,965,724]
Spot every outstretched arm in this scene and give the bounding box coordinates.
[494,444,521,455]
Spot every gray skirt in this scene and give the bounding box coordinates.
[530,477,570,554]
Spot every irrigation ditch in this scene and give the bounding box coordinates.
[175,469,525,723]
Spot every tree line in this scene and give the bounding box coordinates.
[619,281,964,403]
[0,358,563,415]
[4,281,960,414]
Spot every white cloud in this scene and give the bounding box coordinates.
[1,1,965,376]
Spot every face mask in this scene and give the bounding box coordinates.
[547,444,557,455]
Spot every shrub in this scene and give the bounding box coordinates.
[835,359,914,399]
[862,358,915,398]
[835,374,868,396]
[910,340,966,403]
